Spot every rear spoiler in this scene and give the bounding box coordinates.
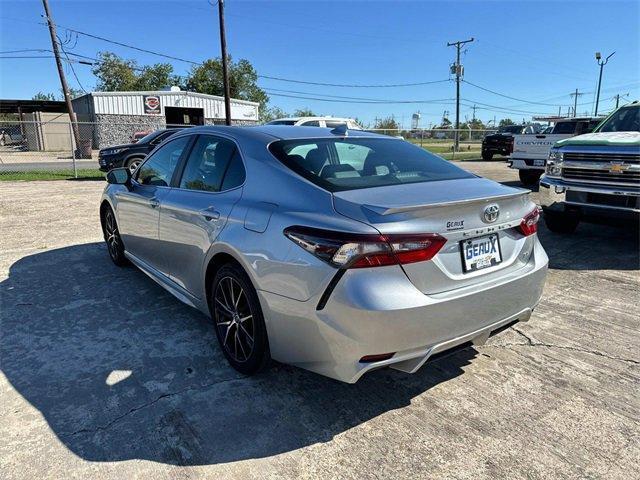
[362,190,529,216]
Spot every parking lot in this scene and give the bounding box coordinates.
[1,160,638,479]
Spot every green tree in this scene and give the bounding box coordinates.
[293,108,316,117]
[92,52,179,92]
[373,116,399,136]
[32,92,57,101]
[92,52,138,91]
[260,105,288,123]
[186,57,268,110]
[499,118,515,127]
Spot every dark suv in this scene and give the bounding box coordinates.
[98,128,186,172]
[481,125,537,161]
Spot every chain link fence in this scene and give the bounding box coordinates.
[0,120,498,180]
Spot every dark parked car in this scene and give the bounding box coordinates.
[98,128,186,172]
[481,125,537,161]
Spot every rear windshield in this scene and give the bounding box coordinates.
[498,125,523,134]
[268,137,474,192]
[266,120,297,125]
[597,106,640,132]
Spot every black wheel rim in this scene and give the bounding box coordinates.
[214,276,255,363]
[104,210,121,259]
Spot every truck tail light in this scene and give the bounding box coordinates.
[284,226,446,269]
[517,208,540,236]
[507,136,515,154]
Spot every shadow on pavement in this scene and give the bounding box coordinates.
[538,217,639,271]
[1,243,476,466]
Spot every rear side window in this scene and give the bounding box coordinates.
[179,135,241,192]
[136,136,191,186]
[301,121,320,127]
[269,137,473,192]
[552,121,577,134]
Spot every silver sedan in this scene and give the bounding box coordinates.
[100,125,548,383]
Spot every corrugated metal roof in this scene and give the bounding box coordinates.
[71,90,259,120]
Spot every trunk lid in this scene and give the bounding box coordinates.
[332,177,535,294]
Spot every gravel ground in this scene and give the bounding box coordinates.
[1,160,638,479]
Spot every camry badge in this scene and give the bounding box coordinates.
[483,204,500,223]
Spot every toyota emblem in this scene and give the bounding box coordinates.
[483,204,500,223]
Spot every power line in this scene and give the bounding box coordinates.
[263,87,454,103]
[260,75,452,88]
[462,79,565,107]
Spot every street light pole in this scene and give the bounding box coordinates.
[594,51,615,116]
[218,0,232,125]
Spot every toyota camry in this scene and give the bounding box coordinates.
[100,125,548,383]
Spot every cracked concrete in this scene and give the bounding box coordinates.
[1,161,639,479]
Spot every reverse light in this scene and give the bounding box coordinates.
[517,208,540,236]
[284,226,446,269]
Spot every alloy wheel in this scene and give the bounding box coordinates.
[214,276,255,363]
[128,160,142,174]
[104,210,121,260]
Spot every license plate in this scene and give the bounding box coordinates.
[533,159,546,167]
[460,234,502,272]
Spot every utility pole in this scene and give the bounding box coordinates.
[42,0,81,152]
[613,93,629,109]
[471,104,477,122]
[217,0,232,125]
[570,89,584,117]
[447,37,474,151]
[594,51,615,116]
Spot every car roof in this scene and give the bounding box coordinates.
[173,125,388,141]
[270,116,355,122]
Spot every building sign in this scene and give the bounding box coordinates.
[143,95,161,115]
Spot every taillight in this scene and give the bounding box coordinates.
[517,208,540,236]
[507,136,514,154]
[284,226,446,269]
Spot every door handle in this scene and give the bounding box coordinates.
[199,207,220,221]
[149,197,160,208]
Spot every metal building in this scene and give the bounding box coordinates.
[71,88,260,148]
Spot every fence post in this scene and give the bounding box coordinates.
[69,122,77,179]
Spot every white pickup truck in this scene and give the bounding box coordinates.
[509,117,602,185]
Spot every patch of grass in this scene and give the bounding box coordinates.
[0,169,105,181]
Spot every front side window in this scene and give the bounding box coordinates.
[269,137,474,192]
[136,136,191,186]
[597,106,640,132]
[179,136,243,192]
[301,121,320,127]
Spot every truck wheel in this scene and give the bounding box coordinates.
[543,210,579,234]
[519,170,542,186]
[482,151,493,161]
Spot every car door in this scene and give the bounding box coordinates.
[159,134,246,297]
[115,135,192,269]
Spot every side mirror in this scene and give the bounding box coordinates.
[106,167,131,185]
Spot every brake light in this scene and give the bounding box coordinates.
[507,136,515,154]
[284,226,446,269]
[517,208,540,236]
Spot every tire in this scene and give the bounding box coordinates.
[125,157,144,174]
[519,169,542,186]
[543,209,579,234]
[101,205,129,266]
[482,151,493,161]
[211,263,270,375]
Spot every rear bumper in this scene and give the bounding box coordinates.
[540,176,640,215]
[258,238,548,383]
[509,158,545,171]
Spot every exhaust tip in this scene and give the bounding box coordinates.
[360,352,395,363]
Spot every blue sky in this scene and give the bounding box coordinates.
[1,0,638,127]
